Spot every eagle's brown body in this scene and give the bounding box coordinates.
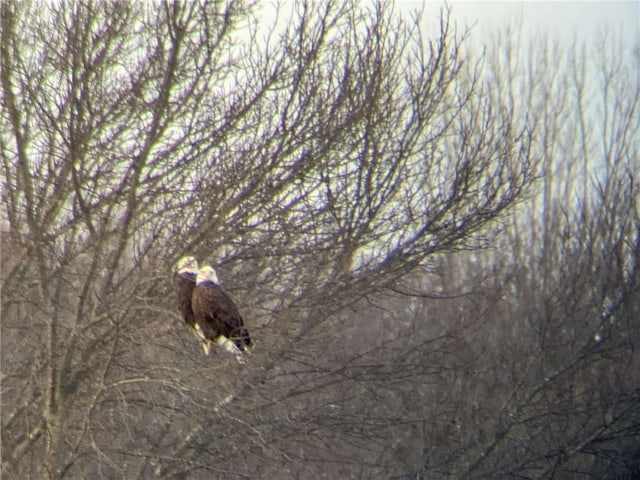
[174,271,197,329]
[192,279,252,351]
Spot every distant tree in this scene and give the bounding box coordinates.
[377,28,640,479]
[2,1,554,479]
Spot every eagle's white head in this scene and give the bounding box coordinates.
[176,256,198,275]
[196,265,220,285]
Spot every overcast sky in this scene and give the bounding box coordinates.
[421,1,639,45]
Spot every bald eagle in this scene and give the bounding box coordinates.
[173,256,206,343]
[192,265,252,358]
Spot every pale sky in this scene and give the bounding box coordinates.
[419,1,639,45]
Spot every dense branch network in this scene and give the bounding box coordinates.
[1,1,637,479]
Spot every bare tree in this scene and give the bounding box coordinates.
[373,27,639,480]
[4,1,607,479]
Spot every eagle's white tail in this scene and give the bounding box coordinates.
[216,335,240,354]
[216,336,247,364]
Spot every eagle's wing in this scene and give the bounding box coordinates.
[209,285,252,349]
[192,284,225,340]
[192,284,251,350]
[173,272,196,328]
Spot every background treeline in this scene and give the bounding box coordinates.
[1,1,638,479]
